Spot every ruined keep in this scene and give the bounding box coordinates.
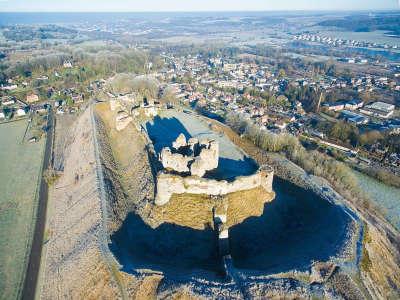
[159,133,219,177]
[156,133,274,205]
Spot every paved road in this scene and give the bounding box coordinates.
[21,112,54,300]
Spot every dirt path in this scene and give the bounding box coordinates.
[21,112,53,300]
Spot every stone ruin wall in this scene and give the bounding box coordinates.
[155,133,274,205]
[159,134,219,178]
[155,167,274,205]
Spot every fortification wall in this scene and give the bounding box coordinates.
[155,168,273,205]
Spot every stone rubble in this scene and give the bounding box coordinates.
[115,110,133,131]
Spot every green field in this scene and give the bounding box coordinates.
[0,120,45,300]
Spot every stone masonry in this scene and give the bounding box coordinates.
[159,133,219,177]
[155,132,274,205]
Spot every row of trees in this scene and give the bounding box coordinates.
[0,41,167,105]
[4,41,163,82]
[312,117,399,154]
[225,112,372,209]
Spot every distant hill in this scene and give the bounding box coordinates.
[318,13,400,35]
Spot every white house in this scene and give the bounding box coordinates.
[345,99,364,110]
[0,111,5,119]
[16,108,27,116]
[323,102,345,111]
[2,99,15,106]
[1,84,18,91]
[26,94,39,103]
[63,61,73,68]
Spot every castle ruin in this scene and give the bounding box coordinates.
[156,133,274,205]
[159,133,219,177]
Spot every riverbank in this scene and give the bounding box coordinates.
[350,163,400,189]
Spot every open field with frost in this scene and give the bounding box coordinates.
[0,120,45,300]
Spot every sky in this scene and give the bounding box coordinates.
[0,0,399,12]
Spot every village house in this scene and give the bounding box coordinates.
[2,98,16,106]
[323,101,345,111]
[71,93,84,103]
[26,93,39,103]
[63,60,73,68]
[16,107,27,117]
[1,84,18,91]
[344,99,364,110]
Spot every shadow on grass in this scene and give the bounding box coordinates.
[229,177,351,273]
[109,212,220,277]
[110,177,351,277]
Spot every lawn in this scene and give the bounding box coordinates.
[0,120,45,300]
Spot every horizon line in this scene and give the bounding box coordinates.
[0,9,399,13]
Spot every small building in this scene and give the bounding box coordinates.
[366,102,395,113]
[360,101,395,119]
[310,130,325,139]
[72,93,84,103]
[26,94,39,103]
[0,111,5,119]
[63,61,73,68]
[2,99,16,106]
[344,99,363,110]
[16,108,27,117]
[323,101,345,112]
[341,110,369,124]
[1,84,18,91]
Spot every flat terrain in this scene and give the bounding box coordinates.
[0,120,45,300]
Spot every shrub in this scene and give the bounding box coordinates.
[43,168,61,185]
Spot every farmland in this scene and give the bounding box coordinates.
[0,120,45,300]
